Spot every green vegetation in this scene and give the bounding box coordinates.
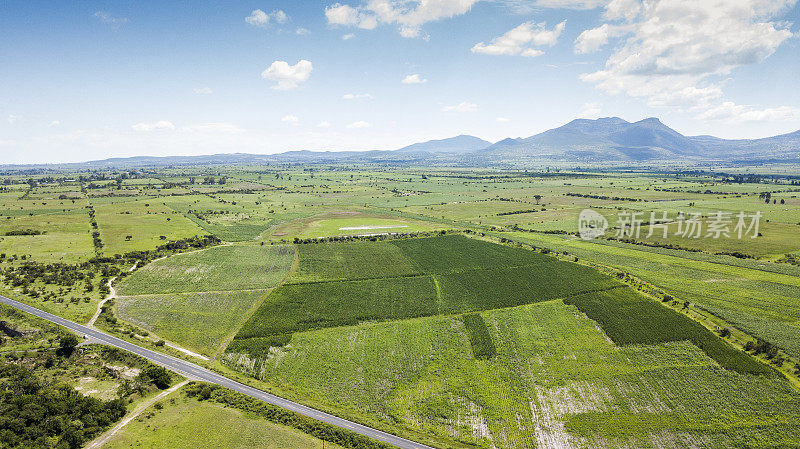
[117,244,295,295]
[462,313,495,360]
[116,290,271,355]
[0,363,127,449]
[233,235,617,355]
[563,287,774,375]
[103,394,344,449]
[184,383,390,449]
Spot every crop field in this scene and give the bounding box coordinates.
[225,299,800,448]
[231,235,619,355]
[116,290,271,355]
[117,244,295,295]
[507,232,800,359]
[4,167,800,449]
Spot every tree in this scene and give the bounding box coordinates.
[138,365,171,389]
[533,194,542,204]
[58,334,79,357]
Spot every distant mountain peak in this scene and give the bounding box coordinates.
[395,135,491,153]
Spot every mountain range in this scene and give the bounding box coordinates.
[4,117,799,169]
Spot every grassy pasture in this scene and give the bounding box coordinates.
[117,244,295,295]
[103,394,342,449]
[93,200,208,254]
[269,211,446,240]
[116,290,270,356]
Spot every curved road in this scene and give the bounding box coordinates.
[0,295,433,449]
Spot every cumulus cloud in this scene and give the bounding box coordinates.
[49,120,61,127]
[7,115,19,124]
[501,0,607,12]
[281,115,300,123]
[261,60,313,90]
[574,23,621,54]
[472,20,566,57]
[346,120,372,128]
[193,87,213,95]
[442,101,478,112]
[342,33,356,40]
[402,74,428,84]
[296,27,311,35]
[132,121,175,131]
[696,102,800,123]
[496,117,511,122]
[579,0,797,118]
[316,121,332,128]
[325,0,479,38]
[245,9,289,27]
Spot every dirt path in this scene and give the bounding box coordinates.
[87,262,138,328]
[85,380,189,449]
[89,261,210,361]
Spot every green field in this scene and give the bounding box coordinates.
[103,394,342,449]
[226,300,800,448]
[4,166,800,449]
[117,244,295,295]
[232,235,619,355]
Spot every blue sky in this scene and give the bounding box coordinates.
[1,0,799,163]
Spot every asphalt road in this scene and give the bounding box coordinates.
[0,295,433,449]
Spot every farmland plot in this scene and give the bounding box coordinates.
[116,290,270,355]
[118,244,295,295]
[226,299,800,448]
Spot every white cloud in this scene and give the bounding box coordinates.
[193,87,213,95]
[346,120,372,128]
[131,121,175,131]
[696,101,800,123]
[325,0,479,38]
[49,120,61,127]
[316,121,332,128]
[281,115,300,123]
[472,20,566,56]
[442,101,478,112]
[574,23,619,54]
[245,9,289,27]
[261,60,313,90]
[603,0,641,21]
[402,74,428,84]
[342,33,356,40]
[496,117,511,122]
[7,115,19,124]
[93,11,127,25]
[296,27,311,35]
[578,102,603,118]
[580,0,796,113]
[342,93,374,100]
